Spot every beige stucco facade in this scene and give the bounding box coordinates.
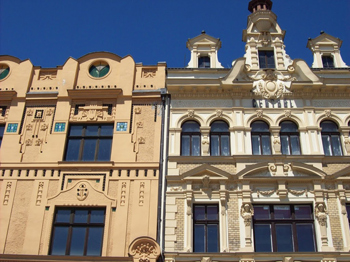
[0,52,165,261]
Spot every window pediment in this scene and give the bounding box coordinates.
[181,164,232,181]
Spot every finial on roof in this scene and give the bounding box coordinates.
[201,30,206,34]
[320,31,325,35]
[248,0,273,13]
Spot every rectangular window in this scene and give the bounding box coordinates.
[253,204,316,252]
[259,50,275,68]
[64,124,113,161]
[193,204,219,252]
[50,208,105,256]
[0,124,4,147]
[322,55,334,68]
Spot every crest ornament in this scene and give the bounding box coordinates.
[284,110,291,118]
[77,183,89,201]
[187,110,195,118]
[215,110,223,117]
[256,110,263,118]
[324,110,332,118]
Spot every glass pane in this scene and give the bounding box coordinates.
[322,135,332,156]
[331,135,343,156]
[181,136,190,156]
[86,227,103,256]
[51,226,69,255]
[281,136,290,155]
[82,139,97,161]
[56,209,71,223]
[252,135,261,155]
[85,125,99,136]
[207,206,218,220]
[295,205,312,219]
[69,125,83,136]
[207,224,219,252]
[276,224,294,252]
[182,121,200,132]
[97,139,112,161]
[210,135,219,156]
[266,51,275,68]
[211,121,229,132]
[221,135,230,156]
[70,227,86,255]
[192,136,200,156]
[100,125,113,136]
[251,121,269,132]
[194,224,205,252]
[290,136,301,155]
[254,205,270,219]
[74,210,88,223]
[296,224,315,251]
[261,135,271,155]
[280,121,298,132]
[254,224,272,252]
[347,205,350,219]
[65,139,81,161]
[89,66,99,77]
[90,210,105,223]
[194,206,206,220]
[321,121,338,132]
[99,65,110,77]
[0,125,5,135]
[274,205,291,219]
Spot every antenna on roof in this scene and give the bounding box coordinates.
[184,53,186,68]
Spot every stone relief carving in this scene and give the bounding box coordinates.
[142,69,156,78]
[215,110,223,117]
[3,182,12,205]
[284,110,291,118]
[70,102,114,122]
[324,109,332,118]
[287,187,306,196]
[36,182,44,206]
[169,186,182,192]
[256,188,276,197]
[241,203,254,226]
[202,175,210,190]
[138,137,146,144]
[256,109,263,118]
[315,203,328,226]
[76,183,89,201]
[128,237,160,262]
[139,182,145,206]
[187,110,195,118]
[136,121,144,128]
[135,107,142,114]
[120,182,127,206]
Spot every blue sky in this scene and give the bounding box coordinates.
[1,0,349,68]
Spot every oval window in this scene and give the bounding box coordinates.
[89,62,110,78]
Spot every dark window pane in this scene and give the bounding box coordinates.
[211,121,229,132]
[69,125,83,136]
[194,224,205,252]
[321,121,338,132]
[221,136,230,156]
[275,224,294,252]
[296,224,315,252]
[74,210,88,223]
[100,125,113,136]
[290,136,301,155]
[261,135,271,155]
[211,135,220,156]
[295,205,312,219]
[0,125,5,135]
[97,139,112,161]
[322,56,334,68]
[252,135,261,155]
[331,135,343,156]
[65,139,81,161]
[280,121,298,132]
[182,121,200,132]
[192,136,200,156]
[207,224,219,252]
[51,226,69,255]
[70,227,86,255]
[252,121,269,132]
[194,206,206,220]
[322,135,332,156]
[274,205,291,219]
[56,209,71,223]
[85,125,99,136]
[254,205,270,219]
[90,210,105,223]
[207,206,219,220]
[198,56,210,68]
[281,136,290,155]
[181,136,190,156]
[254,224,272,252]
[86,227,104,256]
[82,139,97,161]
[346,205,350,219]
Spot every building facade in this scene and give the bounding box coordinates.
[0,52,165,261]
[163,0,350,261]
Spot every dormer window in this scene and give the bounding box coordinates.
[198,56,210,68]
[322,55,334,68]
[259,50,275,69]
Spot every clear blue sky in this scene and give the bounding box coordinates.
[1,0,349,68]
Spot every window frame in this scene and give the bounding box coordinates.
[193,204,220,252]
[322,55,335,68]
[320,121,343,156]
[210,121,230,156]
[64,124,113,161]
[258,50,275,69]
[49,207,106,256]
[280,121,301,155]
[253,204,316,252]
[251,121,272,155]
[198,56,210,68]
[181,121,201,156]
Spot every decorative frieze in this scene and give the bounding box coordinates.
[3,182,12,205]
[36,182,44,206]
[70,102,115,122]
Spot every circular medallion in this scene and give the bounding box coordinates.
[266,81,276,92]
[0,64,10,80]
[89,61,110,78]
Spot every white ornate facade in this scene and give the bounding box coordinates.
[163,1,350,261]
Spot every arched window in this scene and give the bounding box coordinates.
[280,121,301,155]
[321,121,343,156]
[251,121,271,155]
[210,121,230,156]
[181,121,201,156]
